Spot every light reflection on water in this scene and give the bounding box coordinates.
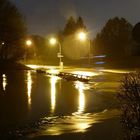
[75,81,85,114]
[0,70,121,138]
[30,109,120,137]
[32,81,95,136]
[29,74,120,137]
[2,74,7,91]
[50,76,60,113]
[27,71,32,109]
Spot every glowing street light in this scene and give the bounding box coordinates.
[25,39,33,64]
[49,38,57,45]
[49,37,63,69]
[77,31,91,66]
[26,39,32,47]
[77,31,87,41]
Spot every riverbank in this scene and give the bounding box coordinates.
[0,60,31,70]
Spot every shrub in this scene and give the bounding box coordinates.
[118,73,140,140]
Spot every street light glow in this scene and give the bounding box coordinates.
[49,38,57,45]
[78,31,87,41]
[49,37,63,69]
[26,40,32,46]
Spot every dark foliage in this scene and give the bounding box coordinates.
[63,16,76,36]
[29,35,48,63]
[118,73,140,140]
[63,16,87,36]
[94,17,133,58]
[0,0,26,61]
[132,22,140,44]
[76,16,86,30]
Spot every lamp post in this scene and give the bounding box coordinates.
[49,37,63,69]
[25,39,32,63]
[77,31,91,67]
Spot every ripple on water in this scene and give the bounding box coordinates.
[28,109,120,138]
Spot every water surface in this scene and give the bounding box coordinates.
[0,70,122,138]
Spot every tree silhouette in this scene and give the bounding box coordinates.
[63,16,87,37]
[76,16,86,30]
[61,16,88,61]
[63,16,76,36]
[94,17,133,59]
[0,0,26,61]
[132,22,140,44]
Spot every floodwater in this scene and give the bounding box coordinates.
[0,69,124,139]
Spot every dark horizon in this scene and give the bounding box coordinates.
[10,0,140,37]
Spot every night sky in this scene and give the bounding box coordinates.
[10,0,140,37]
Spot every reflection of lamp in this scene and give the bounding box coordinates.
[2,74,7,91]
[75,81,85,114]
[27,71,32,109]
[50,76,59,113]
[49,37,63,69]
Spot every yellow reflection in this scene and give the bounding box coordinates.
[27,71,32,109]
[38,109,120,136]
[101,69,130,74]
[26,64,42,69]
[50,76,59,113]
[48,69,59,75]
[75,81,85,114]
[76,122,89,131]
[2,74,7,91]
[72,71,98,76]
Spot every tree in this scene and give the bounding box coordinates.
[61,16,89,61]
[0,0,26,61]
[94,17,133,59]
[76,16,86,30]
[29,35,47,63]
[63,16,87,36]
[132,22,140,44]
[63,16,76,36]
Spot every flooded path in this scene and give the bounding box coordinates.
[0,69,124,139]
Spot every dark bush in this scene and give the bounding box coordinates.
[118,73,140,140]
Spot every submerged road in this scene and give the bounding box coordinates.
[27,64,134,75]
[0,64,136,139]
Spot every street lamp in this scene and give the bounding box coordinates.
[49,37,63,69]
[26,39,32,47]
[77,31,91,67]
[25,39,32,64]
[77,31,87,41]
[49,38,57,45]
